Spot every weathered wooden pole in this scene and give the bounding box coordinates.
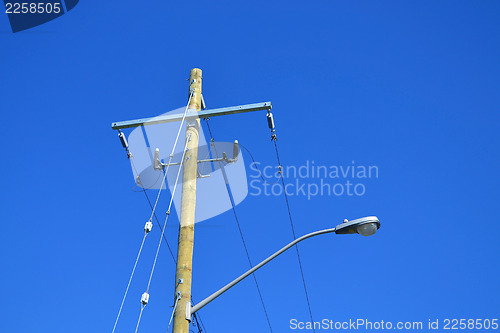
[172,68,202,333]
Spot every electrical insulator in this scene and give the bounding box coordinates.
[233,140,239,161]
[144,221,153,233]
[141,292,149,305]
[267,112,275,130]
[201,94,206,110]
[118,132,128,149]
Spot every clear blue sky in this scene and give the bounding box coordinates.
[1,1,499,332]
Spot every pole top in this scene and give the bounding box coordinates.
[190,68,202,78]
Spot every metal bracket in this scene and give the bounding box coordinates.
[197,170,211,179]
[186,301,191,322]
[153,140,239,171]
[153,148,164,170]
[186,119,199,129]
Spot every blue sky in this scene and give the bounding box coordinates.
[1,1,499,332]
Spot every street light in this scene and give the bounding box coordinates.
[335,216,381,236]
[186,216,381,319]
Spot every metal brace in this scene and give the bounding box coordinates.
[153,140,240,176]
[197,170,210,179]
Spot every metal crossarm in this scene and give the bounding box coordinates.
[111,101,272,130]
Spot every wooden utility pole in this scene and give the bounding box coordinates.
[172,68,202,333]
[111,69,273,331]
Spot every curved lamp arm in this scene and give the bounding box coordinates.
[187,215,380,319]
[189,227,337,316]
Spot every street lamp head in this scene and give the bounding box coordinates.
[356,222,379,236]
[335,216,380,236]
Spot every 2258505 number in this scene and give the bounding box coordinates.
[443,319,498,330]
[5,2,62,14]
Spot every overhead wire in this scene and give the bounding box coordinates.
[118,98,311,333]
[146,92,194,223]
[119,93,195,272]
[269,118,316,332]
[238,143,282,185]
[115,92,212,333]
[192,312,205,333]
[132,172,162,192]
[114,93,204,333]
[132,159,208,333]
[141,188,177,263]
[111,232,149,333]
[205,119,274,333]
[122,134,207,333]
[206,109,317,332]
[134,132,191,333]
[125,155,178,264]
